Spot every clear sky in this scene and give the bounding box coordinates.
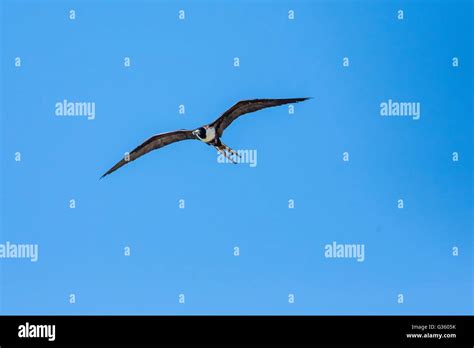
[0,0,472,314]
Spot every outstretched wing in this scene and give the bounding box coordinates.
[101,130,196,178]
[211,98,310,136]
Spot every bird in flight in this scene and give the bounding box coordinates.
[101,98,310,178]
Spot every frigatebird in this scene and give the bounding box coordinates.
[101,98,309,178]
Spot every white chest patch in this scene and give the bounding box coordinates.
[203,127,216,143]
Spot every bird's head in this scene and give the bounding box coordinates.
[193,127,206,140]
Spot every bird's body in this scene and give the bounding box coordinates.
[101,98,310,178]
[195,126,216,143]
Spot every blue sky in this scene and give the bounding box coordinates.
[0,0,472,314]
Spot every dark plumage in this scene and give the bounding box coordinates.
[101,130,195,178]
[101,97,310,178]
[210,98,309,136]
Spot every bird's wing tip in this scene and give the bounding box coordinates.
[290,97,312,102]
